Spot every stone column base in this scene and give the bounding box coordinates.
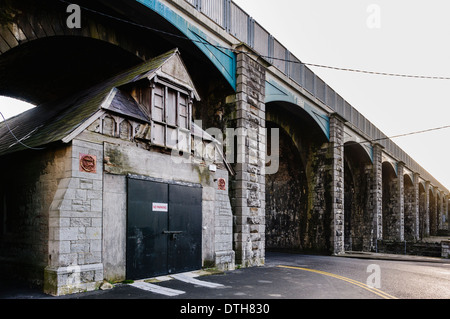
[44,263,103,296]
[214,251,235,271]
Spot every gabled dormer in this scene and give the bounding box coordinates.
[101,48,200,152]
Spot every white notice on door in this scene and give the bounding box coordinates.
[152,203,168,212]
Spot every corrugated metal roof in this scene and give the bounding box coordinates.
[0,49,179,156]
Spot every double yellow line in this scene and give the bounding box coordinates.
[277,265,397,299]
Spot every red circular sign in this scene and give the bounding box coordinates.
[80,154,96,173]
[218,178,226,190]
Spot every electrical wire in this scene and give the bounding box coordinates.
[0,111,45,151]
[376,125,450,141]
[6,1,449,152]
[59,0,450,81]
[303,63,450,80]
[338,124,450,150]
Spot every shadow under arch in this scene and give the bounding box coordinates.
[265,101,333,253]
[434,190,442,235]
[429,187,437,236]
[403,173,417,241]
[418,182,427,238]
[0,36,144,105]
[0,0,235,105]
[382,161,400,240]
[343,141,373,251]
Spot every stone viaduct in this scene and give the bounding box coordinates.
[0,0,448,294]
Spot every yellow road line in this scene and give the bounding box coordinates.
[277,265,398,299]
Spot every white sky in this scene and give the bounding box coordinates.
[1,0,449,189]
[234,0,450,190]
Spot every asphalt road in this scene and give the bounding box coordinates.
[2,252,450,302]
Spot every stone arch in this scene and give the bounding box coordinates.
[265,122,308,250]
[436,190,442,233]
[418,182,427,239]
[0,1,154,104]
[343,142,373,251]
[0,1,163,60]
[0,0,231,106]
[382,161,400,240]
[0,35,144,105]
[429,187,437,236]
[265,101,332,253]
[403,174,416,241]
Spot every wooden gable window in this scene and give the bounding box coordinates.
[133,77,193,152]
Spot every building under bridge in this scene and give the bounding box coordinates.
[0,0,448,295]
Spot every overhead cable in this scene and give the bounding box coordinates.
[59,0,450,81]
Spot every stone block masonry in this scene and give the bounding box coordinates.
[231,46,266,267]
[213,169,235,271]
[370,144,383,249]
[442,241,450,258]
[44,139,104,296]
[329,115,345,255]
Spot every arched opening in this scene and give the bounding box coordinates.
[382,161,399,240]
[0,36,144,105]
[429,188,437,236]
[403,174,416,241]
[343,142,372,251]
[436,192,442,234]
[0,0,235,106]
[265,122,307,250]
[265,101,331,253]
[418,182,427,238]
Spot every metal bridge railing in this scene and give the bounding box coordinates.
[181,0,448,191]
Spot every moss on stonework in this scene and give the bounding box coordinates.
[194,165,211,185]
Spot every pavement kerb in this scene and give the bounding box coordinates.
[337,251,450,264]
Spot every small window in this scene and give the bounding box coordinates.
[135,79,192,151]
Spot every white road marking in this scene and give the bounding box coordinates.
[130,271,224,296]
[130,281,185,296]
[169,273,224,288]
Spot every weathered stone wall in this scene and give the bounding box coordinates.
[429,188,437,236]
[0,145,70,285]
[265,124,307,251]
[369,144,383,247]
[377,240,442,257]
[102,173,126,282]
[213,169,235,271]
[344,147,372,251]
[265,112,344,255]
[404,175,418,241]
[444,196,449,231]
[418,184,428,239]
[265,105,337,253]
[437,192,443,231]
[328,115,345,254]
[44,138,104,295]
[442,241,450,258]
[382,162,401,241]
[230,47,266,267]
[305,143,332,252]
[79,121,236,279]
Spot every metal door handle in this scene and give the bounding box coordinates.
[163,231,183,235]
[163,230,183,240]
